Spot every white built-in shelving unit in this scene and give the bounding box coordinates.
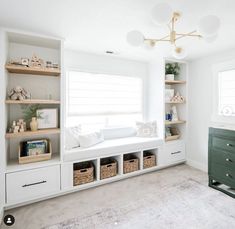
[0,29,187,213]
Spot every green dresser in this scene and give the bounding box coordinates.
[209,127,235,197]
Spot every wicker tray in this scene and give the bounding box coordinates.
[100,158,117,180]
[123,154,139,174]
[18,139,52,164]
[143,152,156,169]
[74,161,94,186]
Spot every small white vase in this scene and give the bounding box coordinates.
[30,117,38,131]
[165,74,174,81]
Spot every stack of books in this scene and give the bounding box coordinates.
[21,139,48,157]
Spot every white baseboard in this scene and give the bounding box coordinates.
[186,159,208,172]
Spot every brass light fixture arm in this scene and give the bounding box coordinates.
[143,12,202,46]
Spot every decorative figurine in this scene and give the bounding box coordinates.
[171,106,179,121]
[30,54,44,68]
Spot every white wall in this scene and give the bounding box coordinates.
[187,48,235,172]
[64,50,149,121]
[0,29,7,222]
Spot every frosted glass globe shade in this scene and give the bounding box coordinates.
[126,30,144,47]
[172,47,187,59]
[198,15,220,37]
[203,34,218,43]
[152,3,173,25]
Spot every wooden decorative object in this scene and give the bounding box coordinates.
[100,158,117,180]
[123,154,139,174]
[143,152,156,169]
[30,54,44,68]
[73,161,95,186]
[18,139,52,164]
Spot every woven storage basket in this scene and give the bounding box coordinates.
[73,161,94,186]
[143,152,156,169]
[123,154,139,174]
[100,158,117,180]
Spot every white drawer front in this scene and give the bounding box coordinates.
[6,165,60,204]
[165,141,186,164]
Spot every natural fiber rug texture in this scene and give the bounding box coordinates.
[43,178,235,229]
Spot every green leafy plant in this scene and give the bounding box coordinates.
[21,104,43,124]
[165,63,180,77]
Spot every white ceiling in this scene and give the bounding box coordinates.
[1,0,235,62]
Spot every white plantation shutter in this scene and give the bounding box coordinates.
[66,71,143,128]
[218,69,235,116]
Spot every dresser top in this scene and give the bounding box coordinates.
[210,123,235,131]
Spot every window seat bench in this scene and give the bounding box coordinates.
[64,136,164,162]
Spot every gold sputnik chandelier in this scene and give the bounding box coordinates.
[127,3,220,59]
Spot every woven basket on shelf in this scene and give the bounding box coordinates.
[73,161,94,186]
[143,152,156,169]
[123,154,139,174]
[100,158,117,180]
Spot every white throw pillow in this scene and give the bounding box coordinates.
[65,126,81,150]
[136,121,157,137]
[79,131,104,148]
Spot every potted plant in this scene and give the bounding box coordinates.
[165,62,180,80]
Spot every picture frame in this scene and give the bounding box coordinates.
[165,89,174,102]
[36,108,58,129]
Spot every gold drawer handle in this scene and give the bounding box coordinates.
[227,143,233,147]
[226,158,231,162]
[226,173,230,177]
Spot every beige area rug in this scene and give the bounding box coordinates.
[43,178,235,229]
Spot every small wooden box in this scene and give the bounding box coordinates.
[100,158,117,180]
[18,139,52,164]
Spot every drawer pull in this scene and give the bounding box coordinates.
[226,158,231,162]
[22,180,47,188]
[227,143,233,147]
[171,151,181,155]
[226,173,230,177]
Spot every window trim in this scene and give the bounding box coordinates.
[212,59,235,124]
[65,67,146,127]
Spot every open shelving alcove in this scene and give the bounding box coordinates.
[4,30,63,170]
[164,59,187,143]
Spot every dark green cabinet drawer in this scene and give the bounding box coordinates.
[212,136,235,154]
[211,149,235,170]
[210,163,235,188]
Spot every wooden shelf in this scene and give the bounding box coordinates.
[165,101,185,104]
[5,64,60,76]
[5,99,60,104]
[6,154,61,173]
[5,128,60,139]
[165,135,180,141]
[165,120,186,125]
[165,80,186,85]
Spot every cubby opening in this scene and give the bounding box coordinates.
[143,149,158,169]
[100,155,121,180]
[73,160,97,186]
[123,152,141,174]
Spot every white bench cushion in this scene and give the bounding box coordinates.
[64,136,163,162]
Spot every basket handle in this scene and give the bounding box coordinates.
[146,156,152,159]
[80,169,88,173]
[129,159,135,163]
[106,164,112,167]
